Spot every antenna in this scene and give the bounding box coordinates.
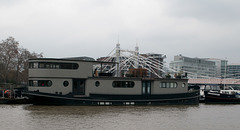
[135,39,139,68]
[117,33,120,44]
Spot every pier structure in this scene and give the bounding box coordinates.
[188,78,240,89]
[96,43,166,78]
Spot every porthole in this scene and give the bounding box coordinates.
[95,81,100,87]
[63,81,69,87]
[182,83,186,88]
[47,80,52,87]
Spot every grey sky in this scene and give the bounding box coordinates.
[1,0,240,64]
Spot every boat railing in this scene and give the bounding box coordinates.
[220,90,240,94]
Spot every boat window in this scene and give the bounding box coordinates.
[60,63,72,69]
[29,62,79,69]
[38,62,45,68]
[33,81,38,86]
[56,64,60,69]
[95,81,100,87]
[63,81,69,87]
[29,62,38,68]
[160,82,177,88]
[47,80,53,86]
[29,62,34,68]
[182,83,186,88]
[60,63,79,69]
[29,80,33,86]
[29,80,52,87]
[112,81,135,88]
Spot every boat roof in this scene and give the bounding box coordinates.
[29,57,117,64]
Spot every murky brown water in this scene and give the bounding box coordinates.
[0,104,239,130]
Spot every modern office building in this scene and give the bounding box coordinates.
[227,64,240,79]
[169,55,216,79]
[140,53,166,78]
[205,58,228,78]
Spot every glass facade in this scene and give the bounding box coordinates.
[227,64,240,79]
[169,55,217,78]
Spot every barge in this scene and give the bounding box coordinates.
[23,58,199,105]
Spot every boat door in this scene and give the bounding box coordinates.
[72,79,85,95]
[142,81,151,95]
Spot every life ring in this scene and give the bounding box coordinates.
[4,90,10,98]
[4,90,10,94]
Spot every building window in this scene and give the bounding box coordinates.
[95,81,100,87]
[160,82,177,88]
[112,81,135,88]
[63,81,69,87]
[29,80,52,87]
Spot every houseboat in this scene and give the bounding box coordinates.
[23,57,199,105]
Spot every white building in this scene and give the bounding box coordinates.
[169,55,216,79]
[205,58,228,78]
[227,64,240,79]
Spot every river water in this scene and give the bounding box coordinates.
[0,104,239,130]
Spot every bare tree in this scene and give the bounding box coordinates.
[0,36,43,85]
[15,48,43,84]
[0,36,19,83]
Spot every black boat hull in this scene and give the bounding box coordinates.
[205,93,240,104]
[24,91,200,105]
[0,98,30,104]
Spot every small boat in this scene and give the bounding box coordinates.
[205,86,240,104]
[0,98,30,104]
[199,85,220,103]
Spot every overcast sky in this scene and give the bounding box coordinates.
[1,0,240,64]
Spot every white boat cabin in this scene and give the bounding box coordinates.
[28,58,189,97]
